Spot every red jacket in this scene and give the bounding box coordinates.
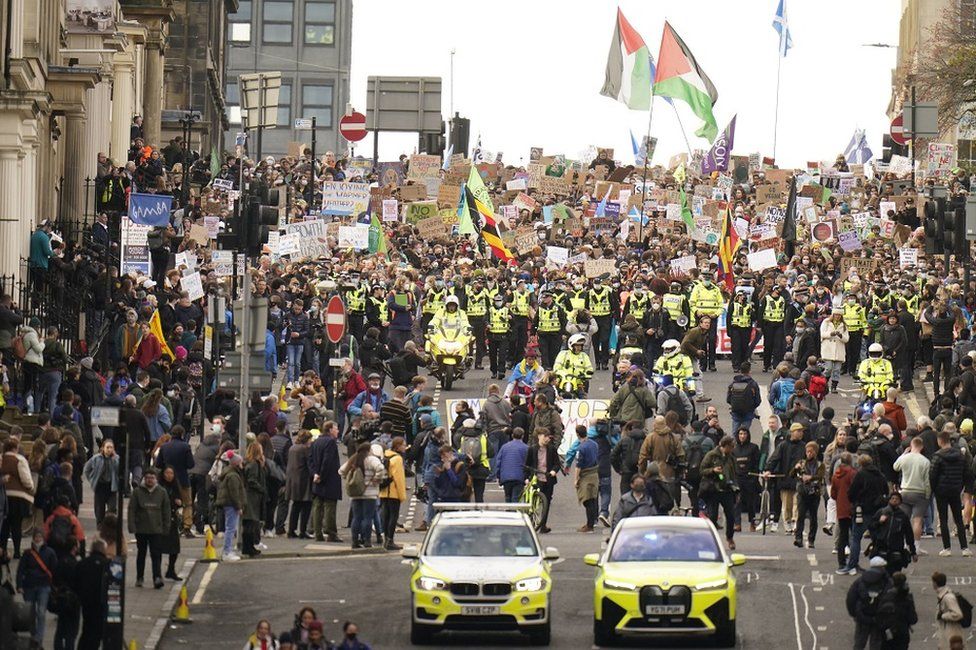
[341,372,367,409]
[133,332,162,370]
[44,505,85,546]
[882,401,907,434]
[830,464,857,520]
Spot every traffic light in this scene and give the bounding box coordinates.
[948,205,969,258]
[923,197,943,255]
[244,184,280,256]
[449,113,470,157]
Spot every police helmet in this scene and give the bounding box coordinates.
[662,339,680,354]
[868,343,883,359]
[569,334,586,348]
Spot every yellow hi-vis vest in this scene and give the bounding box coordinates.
[691,284,724,317]
[843,303,866,332]
[346,286,366,313]
[466,288,489,317]
[763,295,785,323]
[589,288,611,316]
[654,353,693,386]
[905,294,919,318]
[488,306,510,334]
[423,289,445,315]
[554,349,593,378]
[627,294,650,320]
[537,306,561,333]
[662,293,686,322]
[730,302,753,328]
[511,291,530,316]
[569,289,587,311]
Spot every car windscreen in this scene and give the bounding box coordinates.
[609,526,722,562]
[425,524,538,557]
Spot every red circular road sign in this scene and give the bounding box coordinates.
[325,295,347,344]
[890,113,908,146]
[339,111,368,142]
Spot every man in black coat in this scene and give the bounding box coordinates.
[74,538,110,650]
[843,454,889,574]
[308,421,342,542]
[154,427,195,536]
[121,395,152,488]
[868,492,917,571]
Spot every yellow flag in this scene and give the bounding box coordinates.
[149,310,176,361]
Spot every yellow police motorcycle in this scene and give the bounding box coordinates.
[855,343,894,421]
[554,334,595,398]
[425,299,473,391]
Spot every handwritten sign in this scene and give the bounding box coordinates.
[337,224,370,250]
[181,271,204,301]
[899,248,918,268]
[746,248,778,272]
[583,258,618,278]
[321,181,371,217]
[284,219,329,260]
[838,230,862,252]
[407,154,441,181]
[212,250,234,276]
[415,215,447,240]
[669,255,697,275]
[546,245,568,266]
[382,199,399,222]
[406,201,438,224]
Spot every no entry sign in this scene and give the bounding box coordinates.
[339,111,368,142]
[325,295,347,343]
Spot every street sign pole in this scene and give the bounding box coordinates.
[311,116,317,189]
[910,85,916,189]
[238,263,251,452]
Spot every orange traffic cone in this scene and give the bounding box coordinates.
[171,585,192,623]
[201,528,219,562]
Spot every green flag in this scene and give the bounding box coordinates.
[209,145,220,180]
[457,182,477,236]
[679,184,696,234]
[368,212,388,257]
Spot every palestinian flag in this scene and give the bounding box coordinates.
[653,22,719,142]
[465,166,514,264]
[600,8,651,110]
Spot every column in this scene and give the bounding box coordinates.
[63,111,87,228]
[111,62,135,162]
[8,0,23,59]
[0,149,23,279]
[143,39,164,146]
[21,119,39,265]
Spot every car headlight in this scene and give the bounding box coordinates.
[693,578,728,591]
[514,577,546,592]
[416,576,448,591]
[603,579,639,591]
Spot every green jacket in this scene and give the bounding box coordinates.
[699,448,738,495]
[242,461,267,522]
[127,483,171,535]
[609,383,655,423]
[215,466,246,512]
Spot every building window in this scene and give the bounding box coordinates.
[262,0,294,43]
[230,0,252,43]
[304,0,335,45]
[226,82,241,125]
[301,84,333,127]
[958,139,976,168]
[276,83,292,127]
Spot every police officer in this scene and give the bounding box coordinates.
[365,284,388,341]
[465,277,490,369]
[689,274,724,372]
[343,275,367,342]
[870,282,893,314]
[553,333,594,397]
[569,278,588,312]
[534,291,566,370]
[509,279,534,366]
[587,276,618,371]
[551,278,571,313]
[625,283,651,323]
[857,343,894,397]
[487,294,511,380]
[653,338,695,392]
[843,292,867,378]
[759,285,787,372]
[727,288,754,372]
[421,278,447,332]
[662,281,690,341]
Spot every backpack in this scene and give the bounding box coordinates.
[48,514,75,552]
[774,378,795,412]
[460,435,483,465]
[808,374,827,402]
[378,455,395,490]
[728,380,754,414]
[623,437,643,474]
[648,479,675,514]
[684,436,707,480]
[345,465,366,497]
[663,386,688,425]
[956,591,974,628]
[857,436,885,467]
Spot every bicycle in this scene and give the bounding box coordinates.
[748,472,784,535]
[520,475,550,531]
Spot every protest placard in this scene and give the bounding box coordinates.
[284,219,329,260]
[888,155,913,176]
[436,184,461,209]
[398,183,426,202]
[538,174,571,196]
[337,224,370,250]
[212,178,233,191]
[382,199,399,222]
[505,178,527,192]
[501,205,518,222]
[810,220,836,244]
[665,203,682,221]
[181,271,204,302]
[546,246,568,266]
[513,192,539,214]
[514,229,538,255]
[878,201,896,218]
[212,250,234,277]
[278,233,300,256]
[584,258,618,278]
[377,162,406,187]
[175,251,195,272]
[927,143,954,177]
[321,181,371,218]
[838,230,862,252]
[415,215,448,240]
[406,201,438,224]
[407,154,441,181]
[188,224,209,246]
[840,257,880,279]
[756,184,782,205]
[747,248,778,272]
[899,248,918,268]
[669,255,697,275]
[204,216,221,239]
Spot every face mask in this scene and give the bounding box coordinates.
[651,303,661,311]
[212,423,223,434]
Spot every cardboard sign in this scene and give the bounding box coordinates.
[746,248,778,272]
[415,215,448,240]
[181,271,204,302]
[407,154,442,181]
[376,162,406,187]
[337,224,370,250]
[439,207,459,227]
[927,143,954,177]
[405,201,438,224]
[188,224,210,245]
[382,199,399,222]
[514,228,539,255]
[840,257,880,279]
[899,248,918,268]
[284,219,330,260]
[436,184,461,209]
[513,192,539,214]
[538,174,571,196]
[810,220,837,243]
[756,184,782,205]
[204,216,220,239]
[398,183,426,202]
[879,201,896,218]
[529,146,543,162]
[584,258,618,278]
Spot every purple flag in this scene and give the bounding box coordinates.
[701,115,736,175]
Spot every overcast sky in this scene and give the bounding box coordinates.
[349,0,900,168]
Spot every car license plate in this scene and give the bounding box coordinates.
[461,605,500,616]
[646,605,685,616]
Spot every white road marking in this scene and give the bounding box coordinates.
[145,559,195,650]
[800,584,818,650]
[744,554,782,561]
[788,582,804,650]
[806,553,818,567]
[190,562,219,605]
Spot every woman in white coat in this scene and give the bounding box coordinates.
[819,308,849,393]
[19,316,44,413]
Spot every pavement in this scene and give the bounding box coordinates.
[145,358,976,649]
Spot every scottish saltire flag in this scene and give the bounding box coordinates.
[128,193,173,227]
[773,0,793,57]
[844,130,873,164]
[647,53,673,107]
[595,188,611,217]
[630,130,640,161]
[442,144,454,170]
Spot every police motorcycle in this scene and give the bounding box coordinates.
[854,343,894,421]
[651,339,699,419]
[425,296,473,391]
[553,334,595,398]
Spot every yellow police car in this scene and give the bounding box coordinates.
[584,516,744,647]
[403,504,558,646]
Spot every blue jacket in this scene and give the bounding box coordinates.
[412,404,442,439]
[386,294,414,331]
[507,360,543,389]
[154,438,195,488]
[574,438,599,470]
[82,453,120,492]
[347,388,389,416]
[264,330,278,372]
[16,544,57,590]
[145,403,172,441]
[29,229,53,270]
[422,438,443,485]
[495,439,529,483]
[564,425,620,468]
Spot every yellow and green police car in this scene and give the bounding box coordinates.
[403,504,558,646]
[584,515,745,647]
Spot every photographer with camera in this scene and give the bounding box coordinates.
[791,441,826,549]
[699,436,739,550]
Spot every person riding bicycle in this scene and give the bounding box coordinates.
[505,347,544,398]
[654,339,695,392]
[553,334,594,397]
[857,343,894,397]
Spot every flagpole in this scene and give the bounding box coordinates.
[772,46,783,162]
[638,96,657,244]
[670,104,695,159]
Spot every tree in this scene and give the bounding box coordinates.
[915,4,976,133]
